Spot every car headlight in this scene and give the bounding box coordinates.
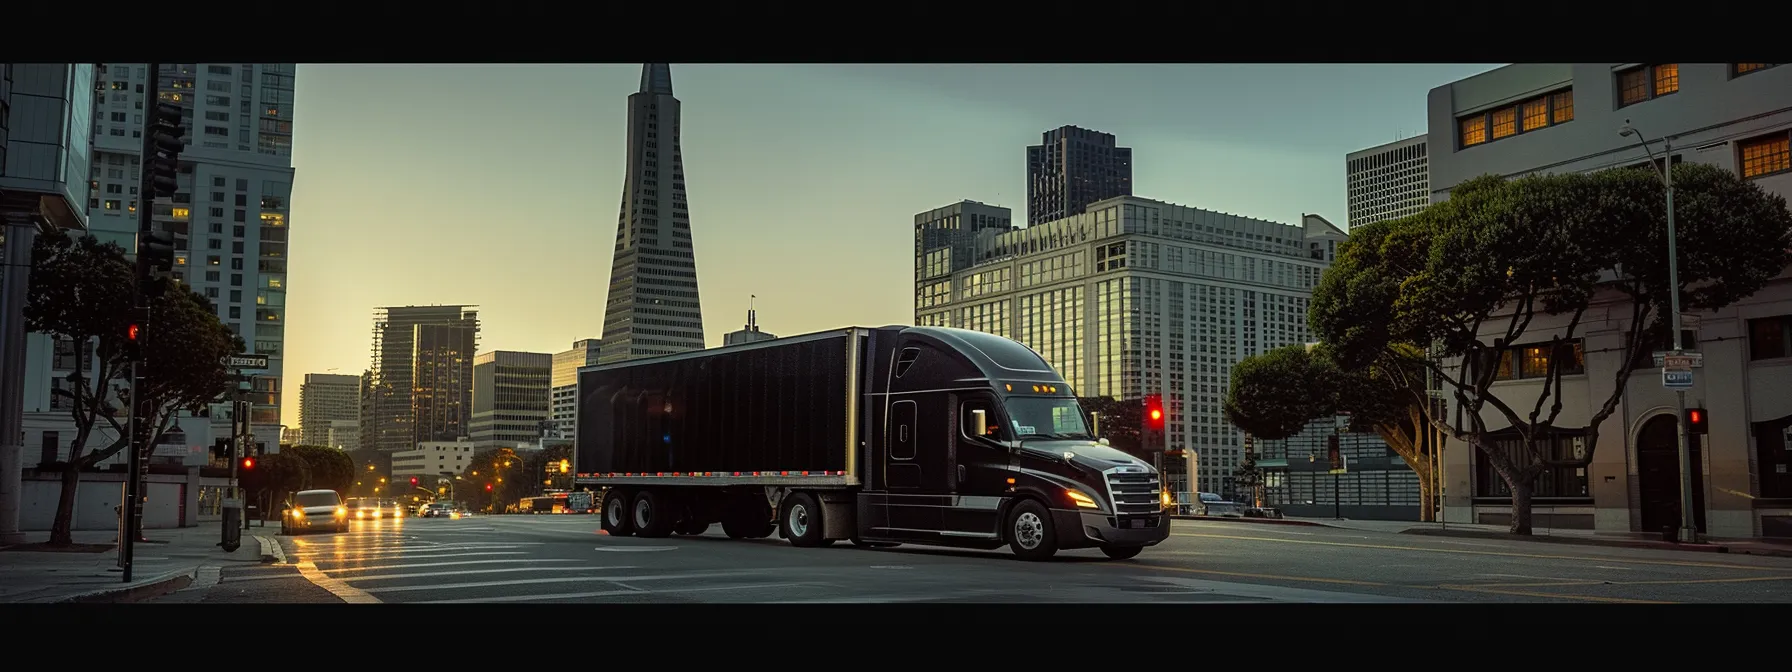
[1066,489,1100,509]
[292,509,305,518]
[335,506,347,517]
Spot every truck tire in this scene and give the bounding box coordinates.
[780,492,833,548]
[601,490,635,537]
[1100,545,1143,560]
[1005,499,1059,561]
[632,490,677,538]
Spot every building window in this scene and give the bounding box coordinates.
[1480,339,1587,381]
[1738,132,1791,180]
[1474,431,1590,499]
[1749,314,1792,360]
[1732,63,1780,78]
[1617,64,1678,107]
[41,432,60,465]
[1458,87,1573,148]
[1751,416,1792,499]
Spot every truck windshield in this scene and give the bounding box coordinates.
[1004,397,1091,440]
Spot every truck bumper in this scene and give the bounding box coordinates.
[1052,509,1171,550]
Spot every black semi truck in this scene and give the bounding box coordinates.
[573,326,1169,560]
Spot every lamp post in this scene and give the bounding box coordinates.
[1618,120,1699,544]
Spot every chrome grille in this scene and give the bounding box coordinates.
[1103,468,1161,516]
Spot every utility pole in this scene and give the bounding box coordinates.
[121,64,184,581]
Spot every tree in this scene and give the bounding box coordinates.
[524,443,573,495]
[242,451,311,508]
[1223,342,1444,520]
[1312,165,1792,534]
[26,231,244,546]
[1077,396,1143,455]
[285,445,354,494]
[462,447,524,512]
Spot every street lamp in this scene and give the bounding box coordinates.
[1617,120,1699,544]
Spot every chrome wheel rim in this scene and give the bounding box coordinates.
[634,499,652,530]
[788,503,810,538]
[606,499,623,527]
[1015,512,1044,550]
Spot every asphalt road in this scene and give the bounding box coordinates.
[154,515,1792,604]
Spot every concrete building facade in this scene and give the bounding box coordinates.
[1345,135,1430,230]
[549,339,600,438]
[327,419,357,452]
[469,350,552,450]
[1026,125,1133,227]
[391,439,475,480]
[1,63,97,543]
[298,373,358,446]
[722,307,776,346]
[598,63,705,364]
[916,194,1346,498]
[363,305,480,453]
[1424,62,1792,538]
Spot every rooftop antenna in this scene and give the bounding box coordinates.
[747,294,757,332]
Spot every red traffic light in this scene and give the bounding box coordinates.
[128,324,140,341]
[1144,394,1165,429]
[484,483,493,492]
[1686,408,1708,435]
[241,457,255,470]
[410,477,418,486]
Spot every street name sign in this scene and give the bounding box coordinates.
[1662,369,1694,389]
[1653,351,1703,368]
[227,353,269,369]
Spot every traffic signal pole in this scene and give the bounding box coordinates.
[120,64,163,583]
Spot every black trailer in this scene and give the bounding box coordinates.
[574,326,1170,560]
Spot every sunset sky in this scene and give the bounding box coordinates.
[280,62,1498,426]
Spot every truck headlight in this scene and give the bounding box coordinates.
[1161,490,1172,509]
[1066,489,1100,509]
[292,509,304,518]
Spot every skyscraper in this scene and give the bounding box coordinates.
[1026,125,1133,227]
[470,350,553,450]
[549,339,600,437]
[1345,135,1429,231]
[364,305,480,452]
[298,373,359,446]
[598,63,705,365]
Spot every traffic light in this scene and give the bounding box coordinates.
[136,228,177,293]
[1144,394,1164,431]
[1326,434,1342,471]
[123,321,144,362]
[146,102,185,198]
[410,477,418,487]
[241,456,255,470]
[1686,408,1708,435]
[484,483,493,492]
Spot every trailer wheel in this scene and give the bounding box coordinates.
[1005,499,1059,561]
[601,490,635,537]
[1099,545,1142,560]
[632,490,677,538]
[780,492,833,548]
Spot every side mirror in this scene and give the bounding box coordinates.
[970,409,987,437]
[1099,438,1111,446]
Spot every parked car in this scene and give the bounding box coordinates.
[420,502,455,518]
[282,490,348,535]
[1196,492,1243,517]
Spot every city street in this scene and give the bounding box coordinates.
[152,515,1792,604]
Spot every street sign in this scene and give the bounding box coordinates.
[1653,351,1703,368]
[1662,369,1694,389]
[227,353,269,369]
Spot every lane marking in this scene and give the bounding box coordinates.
[326,559,584,574]
[301,552,528,564]
[297,548,529,560]
[593,546,677,552]
[1437,584,1670,603]
[1129,563,1386,587]
[337,566,640,583]
[417,582,812,604]
[294,561,381,604]
[362,569,782,594]
[1171,532,1792,571]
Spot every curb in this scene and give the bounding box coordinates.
[254,535,286,564]
[56,568,195,603]
[1399,527,1792,558]
[1171,515,1332,528]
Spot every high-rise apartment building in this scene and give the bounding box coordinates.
[549,339,600,437]
[298,373,359,446]
[364,306,480,452]
[470,350,552,450]
[599,63,705,365]
[1026,125,1133,227]
[327,420,358,452]
[1345,135,1430,230]
[915,195,1346,497]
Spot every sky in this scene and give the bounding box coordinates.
[282,62,1499,426]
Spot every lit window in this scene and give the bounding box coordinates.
[1552,90,1574,123]
[1491,107,1517,139]
[1618,68,1650,105]
[1734,63,1780,77]
[1459,115,1487,147]
[170,207,190,220]
[1522,99,1549,132]
[1739,133,1791,179]
[1653,64,1679,96]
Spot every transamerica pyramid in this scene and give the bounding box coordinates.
[598,63,706,364]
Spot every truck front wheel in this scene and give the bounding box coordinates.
[780,492,833,548]
[1006,500,1059,561]
[601,490,635,537]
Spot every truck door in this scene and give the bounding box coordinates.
[878,399,943,539]
[942,392,1008,539]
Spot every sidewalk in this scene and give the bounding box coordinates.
[0,524,279,603]
[1175,514,1792,558]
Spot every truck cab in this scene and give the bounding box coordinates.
[855,326,1170,560]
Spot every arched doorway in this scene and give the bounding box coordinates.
[1636,414,1707,535]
